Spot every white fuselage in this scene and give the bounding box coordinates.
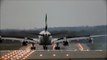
[38,30,52,45]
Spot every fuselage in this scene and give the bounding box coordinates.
[39,30,52,45]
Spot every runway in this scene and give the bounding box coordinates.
[27,50,106,60]
[0,43,106,60]
[35,42,90,51]
[27,43,106,59]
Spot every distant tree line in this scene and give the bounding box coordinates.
[0,25,106,38]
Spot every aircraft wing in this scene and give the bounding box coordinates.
[89,34,107,38]
[53,34,107,43]
[0,36,39,43]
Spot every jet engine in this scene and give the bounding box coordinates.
[63,41,69,46]
[0,36,2,43]
[63,37,69,46]
[22,41,27,46]
[88,37,93,44]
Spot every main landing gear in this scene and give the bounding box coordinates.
[63,41,69,46]
[31,43,36,50]
[88,37,94,44]
[55,43,60,50]
[43,45,48,50]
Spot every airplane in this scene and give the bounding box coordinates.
[0,14,107,50]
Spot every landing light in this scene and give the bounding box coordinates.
[40,54,43,56]
[16,57,20,59]
[4,58,7,60]
[7,56,10,58]
[13,56,16,58]
[22,57,26,60]
[1,56,4,58]
[11,58,14,60]
[53,54,56,56]
[66,54,69,56]
[10,55,13,57]
[4,55,7,57]
[7,54,10,55]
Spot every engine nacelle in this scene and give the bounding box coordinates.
[0,36,2,43]
[88,37,93,44]
[63,41,69,46]
[22,41,27,46]
[0,39,2,43]
[63,37,69,46]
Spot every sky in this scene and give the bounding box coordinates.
[0,0,107,29]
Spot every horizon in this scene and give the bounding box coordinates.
[0,24,106,30]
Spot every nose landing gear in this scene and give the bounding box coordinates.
[43,45,48,50]
[31,43,36,50]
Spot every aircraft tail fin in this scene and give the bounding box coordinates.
[45,14,48,31]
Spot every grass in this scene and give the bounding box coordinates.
[0,42,22,50]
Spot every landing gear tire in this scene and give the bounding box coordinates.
[55,43,60,50]
[0,39,2,43]
[43,45,48,50]
[22,41,27,46]
[55,46,60,50]
[31,47,36,50]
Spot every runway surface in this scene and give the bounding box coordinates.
[27,43,106,59]
[35,42,90,51]
[0,43,106,60]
